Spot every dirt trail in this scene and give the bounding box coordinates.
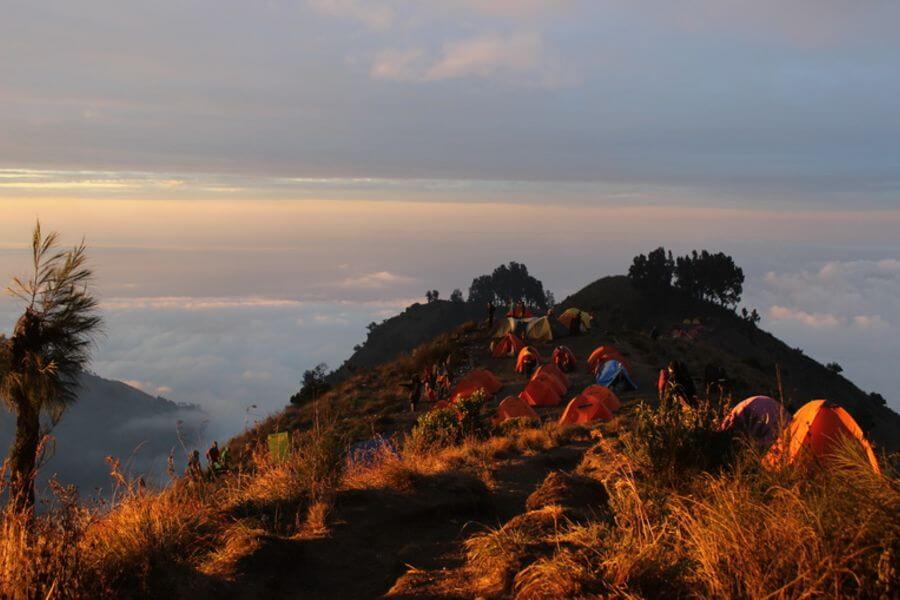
[223,440,591,599]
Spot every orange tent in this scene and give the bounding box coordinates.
[465,369,502,394]
[581,385,622,413]
[492,333,525,358]
[531,371,566,396]
[533,363,569,389]
[450,369,502,403]
[492,395,540,425]
[559,393,613,426]
[552,346,577,372]
[520,379,561,407]
[515,346,543,374]
[763,400,880,474]
[588,345,629,371]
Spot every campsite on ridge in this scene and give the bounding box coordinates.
[3,239,898,599]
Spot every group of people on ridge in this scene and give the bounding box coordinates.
[184,440,228,480]
[403,357,453,413]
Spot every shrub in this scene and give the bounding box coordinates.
[455,391,487,438]
[408,407,461,453]
[623,400,733,485]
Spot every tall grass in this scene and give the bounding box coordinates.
[474,431,899,599]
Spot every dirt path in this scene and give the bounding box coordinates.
[223,440,591,599]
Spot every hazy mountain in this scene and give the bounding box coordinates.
[0,371,206,500]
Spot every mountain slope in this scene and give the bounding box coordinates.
[558,275,900,448]
[338,299,482,373]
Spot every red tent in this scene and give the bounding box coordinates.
[588,345,630,372]
[492,395,540,425]
[581,384,622,412]
[533,363,568,389]
[520,379,561,407]
[559,393,613,425]
[515,346,543,374]
[491,333,525,358]
[552,346,577,372]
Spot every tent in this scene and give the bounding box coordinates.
[525,316,568,342]
[721,396,786,446]
[582,384,622,412]
[520,378,562,407]
[492,395,540,425]
[267,431,290,463]
[492,317,521,338]
[588,345,630,372]
[552,346,577,372]
[763,400,880,474]
[558,308,591,332]
[559,392,614,426]
[533,363,569,389]
[595,359,637,391]
[450,369,502,403]
[492,333,525,358]
[515,346,543,374]
[532,371,566,396]
[466,369,502,394]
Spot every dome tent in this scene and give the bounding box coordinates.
[763,400,880,474]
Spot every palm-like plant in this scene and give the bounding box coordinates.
[1,222,102,512]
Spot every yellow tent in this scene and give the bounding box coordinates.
[558,308,591,332]
[492,317,519,338]
[526,316,567,342]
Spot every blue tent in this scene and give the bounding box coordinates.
[596,359,637,391]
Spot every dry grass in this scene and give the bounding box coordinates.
[0,419,347,598]
[466,431,900,600]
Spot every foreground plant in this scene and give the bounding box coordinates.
[0,221,102,513]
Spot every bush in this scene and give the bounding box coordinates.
[623,400,734,485]
[408,407,461,453]
[455,391,487,438]
[408,392,488,453]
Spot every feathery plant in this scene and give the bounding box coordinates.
[1,221,102,513]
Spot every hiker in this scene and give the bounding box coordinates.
[666,360,697,407]
[568,310,581,336]
[521,351,538,378]
[185,450,202,480]
[206,441,221,472]
[487,301,496,328]
[404,373,422,412]
[657,368,668,403]
[437,363,451,398]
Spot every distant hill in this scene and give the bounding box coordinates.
[0,372,206,499]
[337,299,482,373]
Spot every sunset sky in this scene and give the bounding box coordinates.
[2,1,899,434]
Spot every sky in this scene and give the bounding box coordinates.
[2,1,899,442]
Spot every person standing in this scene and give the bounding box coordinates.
[487,301,496,328]
[206,441,221,476]
[408,373,422,413]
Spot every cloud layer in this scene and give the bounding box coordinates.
[746,258,900,406]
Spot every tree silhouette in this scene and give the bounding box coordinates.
[628,247,675,293]
[1,222,102,513]
[467,262,552,310]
